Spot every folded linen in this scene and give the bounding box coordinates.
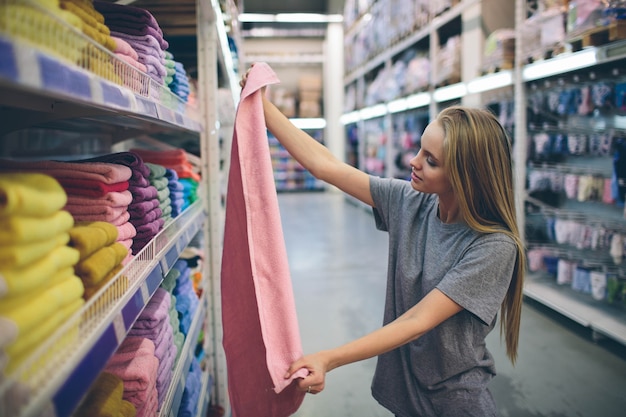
[0,172,67,217]
[76,152,150,180]
[65,203,127,219]
[0,275,84,348]
[66,190,133,208]
[112,36,139,60]
[73,371,124,417]
[128,185,158,202]
[129,199,159,218]
[133,288,171,329]
[0,210,74,245]
[120,399,137,417]
[0,159,132,184]
[4,298,83,375]
[0,233,69,270]
[68,221,119,259]
[116,221,137,241]
[82,264,125,300]
[94,0,161,30]
[59,179,129,198]
[75,242,129,286]
[0,266,75,313]
[0,245,80,298]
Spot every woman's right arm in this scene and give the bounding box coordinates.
[261,93,374,207]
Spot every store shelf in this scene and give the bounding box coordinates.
[524,274,626,346]
[0,36,202,137]
[159,290,207,417]
[0,202,205,417]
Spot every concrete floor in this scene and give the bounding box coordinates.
[278,191,626,417]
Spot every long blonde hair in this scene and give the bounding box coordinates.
[437,105,525,365]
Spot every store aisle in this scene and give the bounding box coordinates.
[278,191,626,417]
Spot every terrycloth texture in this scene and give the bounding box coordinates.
[0,275,84,348]
[0,245,80,297]
[0,159,132,184]
[83,264,125,300]
[4,298,83,375]
[221,62,307,416]
[104,336,159,415]
[120,400,137,417]
[0,233,69,270]
[68,221,119,259]
[74,242,129,286]
[58,178,129,198]
[73,372,125,417]
[66,190,133,208]
[0,210,74,244]
[0,173,67,217]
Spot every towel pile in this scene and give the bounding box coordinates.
[165,168,185,218]
[0,173,83,376]
[145,162,173,224]
[111,36,148,94]
[104,336,159,417]
[74,371,137,417]
[0,158,136,261]
[60,0,115,51]
[76,152,164,255]
[160,268,186,362]
[172,259,199,337]
[127,288,177,409]
[68,221,130,300]
[177,356,202,417]
[170,61,191,102]
[94,0,168,85]
[130,148,200,211]
[0,1,85,64]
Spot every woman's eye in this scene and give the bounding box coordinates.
[426,156,437,167]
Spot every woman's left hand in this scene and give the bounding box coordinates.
[285,351,331,394]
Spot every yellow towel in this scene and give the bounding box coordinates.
[4,298,83,376]
[0,210,74,245]
[69,221,118,260]
[0,275,84,348]
[119,399,137,417]
[0,232,69,270]
[73,372,124,417]
[83,264,126,300]
[0,245,80,297]
[75,242,128,286]
[0,173,67,217]
[0,267,75,312]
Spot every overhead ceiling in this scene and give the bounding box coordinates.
[113,0,344,76]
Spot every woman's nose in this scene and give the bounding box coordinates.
[409,150,422,169]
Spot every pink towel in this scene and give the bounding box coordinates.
[0,159,132,184]
[112,36,139,60]
[220,62,307,417]
[66,190,133,207]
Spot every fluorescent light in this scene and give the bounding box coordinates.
[523,49,597,81]
[239,13,343,23]
[433,83,467,102]
[405,92,431,109]
[359,104,387,120]
[290,118,327,129]
[387,98,408,113]
[467,71,513,93]
[340,111,361,125]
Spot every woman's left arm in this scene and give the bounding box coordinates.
[285,288,463,393]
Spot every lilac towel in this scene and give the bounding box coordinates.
[220,62,307,417]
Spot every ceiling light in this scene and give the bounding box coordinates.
[239,13,343,23]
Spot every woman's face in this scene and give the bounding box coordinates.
[409,121,453,196]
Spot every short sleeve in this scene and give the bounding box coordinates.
[436,234,516,325]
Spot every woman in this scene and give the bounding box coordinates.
[241,68,525,417]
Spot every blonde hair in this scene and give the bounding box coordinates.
[437,105,526,365]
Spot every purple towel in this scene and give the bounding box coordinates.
[129,185,159,202]
[129,199,160,218]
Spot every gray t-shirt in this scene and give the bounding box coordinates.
[369,176,516,417]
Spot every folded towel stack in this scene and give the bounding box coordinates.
[163,51,176,86]
[68,221,130,300]
[74,371,137,417]
[94,0,168,85]
[130,148,200,212]
[177,356,202,417]
[164,169,185,218]
[0,173,84,375]
[76,152,164,254]
[104,336,159,417]
[0,1,85,65]
[170,61,191,102]
[111,36,148,93]
[172,259,199,336]
[127,288,177,409]
[60,0,115,51]
[160,270,185,363]
[145,162,172,223]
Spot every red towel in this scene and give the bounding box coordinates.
[220,62,307,417]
